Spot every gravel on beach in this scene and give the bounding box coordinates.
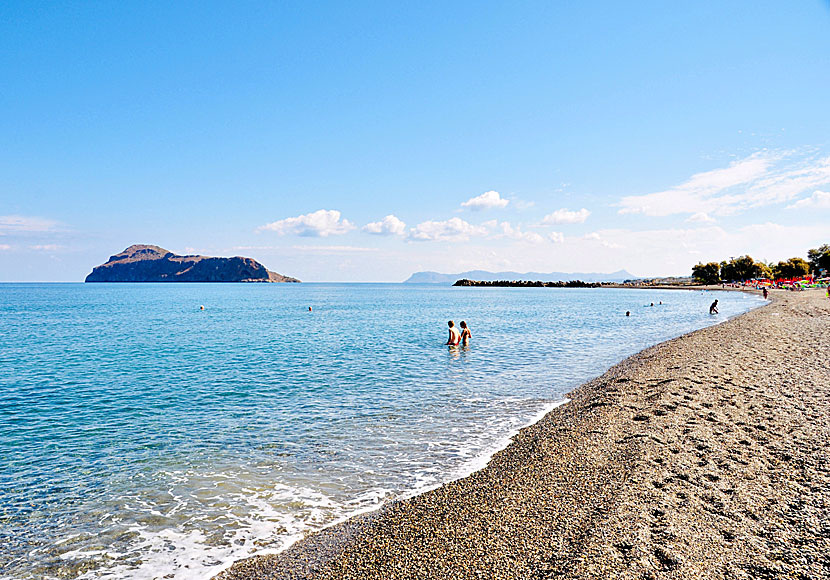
[217,289,830,580]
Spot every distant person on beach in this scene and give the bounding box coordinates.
[459,321,471,345]
[446,321,461,346]
[763,287,769,299]
[709,299,719,315]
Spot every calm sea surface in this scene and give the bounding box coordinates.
[0,283,762,579]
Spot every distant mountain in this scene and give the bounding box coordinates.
[85,245,300,283]
[404,269,637,284]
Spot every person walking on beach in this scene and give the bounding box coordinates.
[446,320,461,346]
[709,299,719,315]
[763,287,768,299]
[459,321,471,345]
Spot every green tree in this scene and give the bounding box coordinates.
[807,244,830,276]
[772,257,810,280]
[720,255,760,281]
[719,260,731,281]
[754,261,772,279]
[692,262,720,284]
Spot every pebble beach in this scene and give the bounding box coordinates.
[217,289,829,580]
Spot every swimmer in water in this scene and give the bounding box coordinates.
[459,321,471,345]
[446,320,461,346]
[625,311,630,317]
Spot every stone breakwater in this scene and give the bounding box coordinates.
[217,290,829,580]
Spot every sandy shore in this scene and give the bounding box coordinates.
[217,289,829,580]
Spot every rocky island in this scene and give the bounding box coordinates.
[85,245,300,283]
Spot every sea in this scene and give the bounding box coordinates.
[0,283,763,580]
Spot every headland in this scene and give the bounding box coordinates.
[216,289,829,580]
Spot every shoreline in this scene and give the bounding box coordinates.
[211,398,573,580]
[208,288,759,579]
[211,290,762,579]
[214,288,830,580]
[216,288,829,579]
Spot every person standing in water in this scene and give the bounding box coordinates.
[446,320,461,345]
[459,321,471,345]
[709,299,719,314]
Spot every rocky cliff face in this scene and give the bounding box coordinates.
[85,245,300,283]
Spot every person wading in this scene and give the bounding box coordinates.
[459,321,471,345]
[446,320,461,346]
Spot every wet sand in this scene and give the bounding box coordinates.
[217,289,829,580]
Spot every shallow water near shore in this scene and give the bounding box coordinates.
[0,283,762,580]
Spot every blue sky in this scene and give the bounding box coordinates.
[1,1,829,281]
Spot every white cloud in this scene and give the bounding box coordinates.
[291,245,378,253]
[29,244,62,251]
[686,212,716,223]
[363,214,407,236]
[618,151,830,217]
[583,232,621,249]
[0,215,59,234]
[556,222,827,276]
[409,217,490,242]
[407,217,559,244]
[258,209,355,237]
[542,208,591,224]
[496,221,544,244]
[787,190,830,209]
[0,244,11,251]
[272,219,826,282]
[461,190,509,210]
[548,232,564,243]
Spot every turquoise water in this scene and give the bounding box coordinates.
[0,283,762,580]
